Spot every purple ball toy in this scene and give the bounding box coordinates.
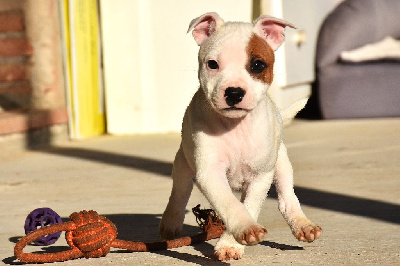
[24,207,62,246]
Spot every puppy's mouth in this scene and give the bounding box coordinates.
[222,107,248,112]
[220,107,251,118]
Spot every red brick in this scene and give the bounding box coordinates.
[0,84,31,95]
[0,108,69,135]
[0,38,32,57]
[0,11,24,32]
[0,64,28,82]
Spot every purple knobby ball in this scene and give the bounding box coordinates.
[24,207,62,246]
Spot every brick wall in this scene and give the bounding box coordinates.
[0,1,68,144]
[0,10,32,111]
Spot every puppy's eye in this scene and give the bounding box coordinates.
[250,59,267,74]
[207,60,219,70]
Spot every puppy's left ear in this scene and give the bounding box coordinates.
[253,16,296,51]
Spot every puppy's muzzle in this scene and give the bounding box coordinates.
[224,87,246,107]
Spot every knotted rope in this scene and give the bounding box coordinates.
[14,206,225,263]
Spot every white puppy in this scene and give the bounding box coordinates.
[159,12,322,261]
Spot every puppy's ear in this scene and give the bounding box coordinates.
[253,16,296,51]
[187,12,224,46]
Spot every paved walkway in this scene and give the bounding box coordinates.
[1,119,399,265]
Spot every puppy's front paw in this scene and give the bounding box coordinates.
[215,233,245,261]
[291,218,322,242]
[237,224,267,246]
[295,224,322,242]
[215,246,243,261]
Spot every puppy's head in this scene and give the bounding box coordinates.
[188,12,295,118]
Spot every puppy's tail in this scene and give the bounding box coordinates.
[280,98,308,126]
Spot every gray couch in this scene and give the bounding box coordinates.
[316,0,400,119]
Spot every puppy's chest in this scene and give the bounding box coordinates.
[223,128,276,189]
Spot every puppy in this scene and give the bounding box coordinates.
[159,12,322,261]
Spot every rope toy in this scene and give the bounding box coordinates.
[14,205,225,263]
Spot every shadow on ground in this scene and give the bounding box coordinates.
[43,146,400,225]
[269,185,400,225]
[46,147,172,176]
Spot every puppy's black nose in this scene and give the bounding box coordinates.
[224,87,245,107]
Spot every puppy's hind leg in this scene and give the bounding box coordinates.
[274,142,322,242]
[160,146,194,240]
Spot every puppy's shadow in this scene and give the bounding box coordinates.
[105,213,202,242]
[260,241,304,251]
[109,213,228,263]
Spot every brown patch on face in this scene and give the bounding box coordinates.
[246,34,275,84]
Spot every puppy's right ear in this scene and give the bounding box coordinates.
[187,12,224,46]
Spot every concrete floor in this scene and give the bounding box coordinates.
[1,119,399,265]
